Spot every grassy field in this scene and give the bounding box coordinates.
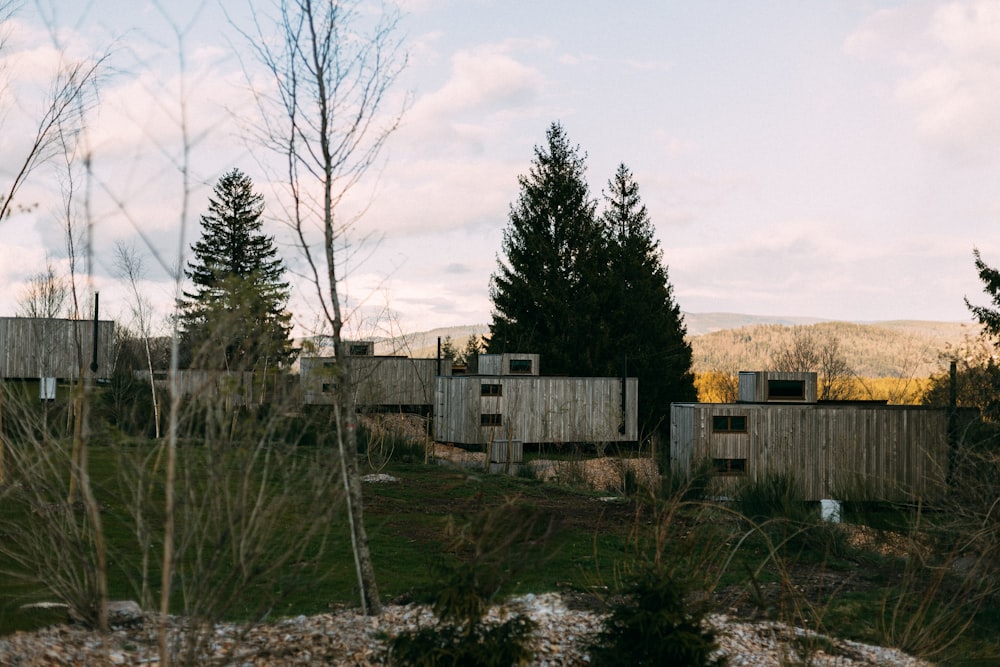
[2,437,999,665]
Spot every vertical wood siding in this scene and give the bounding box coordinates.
[670,403,949,501]
[434,375,638,446]
[0,317,115,380]
[301,356,451,407]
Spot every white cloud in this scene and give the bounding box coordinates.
[847,1,1000,163]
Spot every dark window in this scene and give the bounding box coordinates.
[509,359,532,374]
[321,383,336,393]
[349,344,371,356]
[767,379,805,400]
[323,361,336,368]
[480,413,502,426]
[713,458,747,476]
[712,415,747,433]
[481,383,502,397]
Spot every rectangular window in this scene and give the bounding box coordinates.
[321,383,336,393]
[480,383,502,397]
[767,379,805,400]
[509,359,532,374]
[713,458,747,476]
[712,415,747,433]
[480,413,502,427]
[349,343,371,356]
[323,361,336,368]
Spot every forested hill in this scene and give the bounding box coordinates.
[688,318,980,379]
[378,315,979,380]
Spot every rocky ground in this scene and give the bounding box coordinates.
[0,593,930,666]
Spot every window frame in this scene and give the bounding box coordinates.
[767,379,806,401]
[508,359,532,374]
[712,458,747,476]
[712,415,748,433]
[480,383,503,397]
[480,413,502,427]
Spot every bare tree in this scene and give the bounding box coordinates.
[114,242,163,438]
[769,327,857,401]
[247,0,406,615]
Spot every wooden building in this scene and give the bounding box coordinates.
[670,371,951,502]
[434,352,638,447]
[300,342,452,412]
[0,316,115,381]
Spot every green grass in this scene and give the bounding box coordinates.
[2,443,999,664]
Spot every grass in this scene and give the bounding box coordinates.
[1,441,999,664]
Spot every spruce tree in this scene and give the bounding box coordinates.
[488,122,607,376]
[180,168,294,371]
[601,164,696,436]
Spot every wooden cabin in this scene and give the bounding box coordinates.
[0,316,115,382]
[434,352,638,447]
[301,342,452,412]
[670,371,951,502]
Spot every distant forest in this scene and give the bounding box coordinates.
[689,320,978,379]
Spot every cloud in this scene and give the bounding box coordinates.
[846,1,1000,163]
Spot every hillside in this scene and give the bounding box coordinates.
[689,319,980,379]
[378,314,981,380]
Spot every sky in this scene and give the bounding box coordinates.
[3,0,1000,339]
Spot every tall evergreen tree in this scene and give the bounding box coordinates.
[488,122,607,375]
[179,169,294,370]
[601,164,696,436]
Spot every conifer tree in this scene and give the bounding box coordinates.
[488,122,606,375]
[600,164,696,435]
[179,169,294,370]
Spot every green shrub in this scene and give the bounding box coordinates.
[589,570,725,667]
[386,497,547,666]
[388,615,536,667]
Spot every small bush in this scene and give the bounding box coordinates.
[388,615,536,667]
[386,498,548,666]
[589,570,725,667]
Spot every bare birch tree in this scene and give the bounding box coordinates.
[247,0,407,615]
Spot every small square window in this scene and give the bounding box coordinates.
[509,359,532,374]
[713,458,747,476]
[480,413,502,427]
[768,379,805,400]
[481,383,503,397]
[712,415,747,433]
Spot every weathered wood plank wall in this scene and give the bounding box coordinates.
[0,317,115,380]
[434,375,639,446]
[301,356,451,408]
[670,403,950,501]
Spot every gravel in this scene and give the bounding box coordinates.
[0,593,931,666]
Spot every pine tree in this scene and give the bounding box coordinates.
[488,122,607,376]
[179,169,294,371]
[601,164,696,436]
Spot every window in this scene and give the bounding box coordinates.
[480,413,502,427]
[712,415,747,433]
[767,379,805,400]
[321,383,336,393]
[508,358,532,374]
[713,458,747,476]
[349,343,371,356]
[480,383,502,397]
[323,361,336,368]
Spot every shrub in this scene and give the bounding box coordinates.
[589,570,725,667]
[386,497,548,666]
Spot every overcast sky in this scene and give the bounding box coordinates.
[3,0,1000,338]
